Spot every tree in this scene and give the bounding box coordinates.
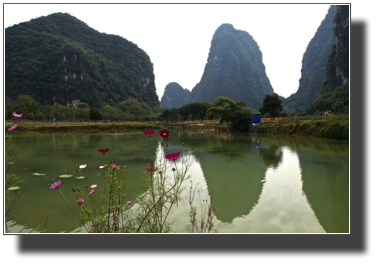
[314,98,333,112]
[258,93,283,120]
[160,108,171,122]
[89,108,103,121]
[206,97,252,132]
[305,102,316,116]
[169,107,179,121]
[9,95,42,119]
[189,101,209,120]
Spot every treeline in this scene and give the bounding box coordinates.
[158,101,211,122]
[159,96,252,132]
[5,95,159,122]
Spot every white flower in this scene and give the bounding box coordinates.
[79,164,87,169]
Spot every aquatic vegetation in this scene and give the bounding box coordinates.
[48,128,215,233]
[59,174,73,178]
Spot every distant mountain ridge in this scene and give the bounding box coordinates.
[160,82,191,108]
[160,23,274,110]
[5,12,159,108]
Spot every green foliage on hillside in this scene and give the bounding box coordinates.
[5,12,158,109]
[283,5,337,111]
[187,24,273,110]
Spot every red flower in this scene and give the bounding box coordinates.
[165,152,180,160]
[159,129,170,138]
[98,148,109,154]
[147,167,157,172]
[143,129,156,136]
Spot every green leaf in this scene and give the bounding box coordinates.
[75,176,84,179]
[59,174,73,178]
[32,173,45,176]
[8,186,20,191]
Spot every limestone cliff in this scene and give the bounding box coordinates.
[283,5,337,111]
[317,5,349,109]
[160,82,191,108]
[5,12,159,108]
[186,23,274,110]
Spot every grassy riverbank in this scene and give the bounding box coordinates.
[4,120,228,133]
[4,121,163,132]
[5,115,349,140]
[251,115,349,140]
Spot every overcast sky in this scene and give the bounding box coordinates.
[4,3,332,100]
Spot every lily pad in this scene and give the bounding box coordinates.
[59,174,73,178]
[32,173,45,176]
[8,186,20,191]
[75,176,85,179]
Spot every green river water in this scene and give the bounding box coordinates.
[5,130,349,233]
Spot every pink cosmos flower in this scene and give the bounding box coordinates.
[90,184,97,188]
[12,112,23,118]
[111,161,120,169]
[126,200,132,204]
[257,141,260,143]
[104,213,114,219]
[7,124,17,131]
[49,180,61,189]
[88,189,95,195]
[147,167,157,172]
[165,152,180,160]
[77,199,84,204]
[79,164,87,169]
[143,129,156,136]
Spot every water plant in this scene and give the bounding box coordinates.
[5,113,39,232]
[50,128,214,233]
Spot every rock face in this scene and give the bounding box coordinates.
[5,12,159,108]
[160,82,191,108]
[283,5,337,111]
[186,23,274,110]
[315,5,349,108]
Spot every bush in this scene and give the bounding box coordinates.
[89,108,103,121]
